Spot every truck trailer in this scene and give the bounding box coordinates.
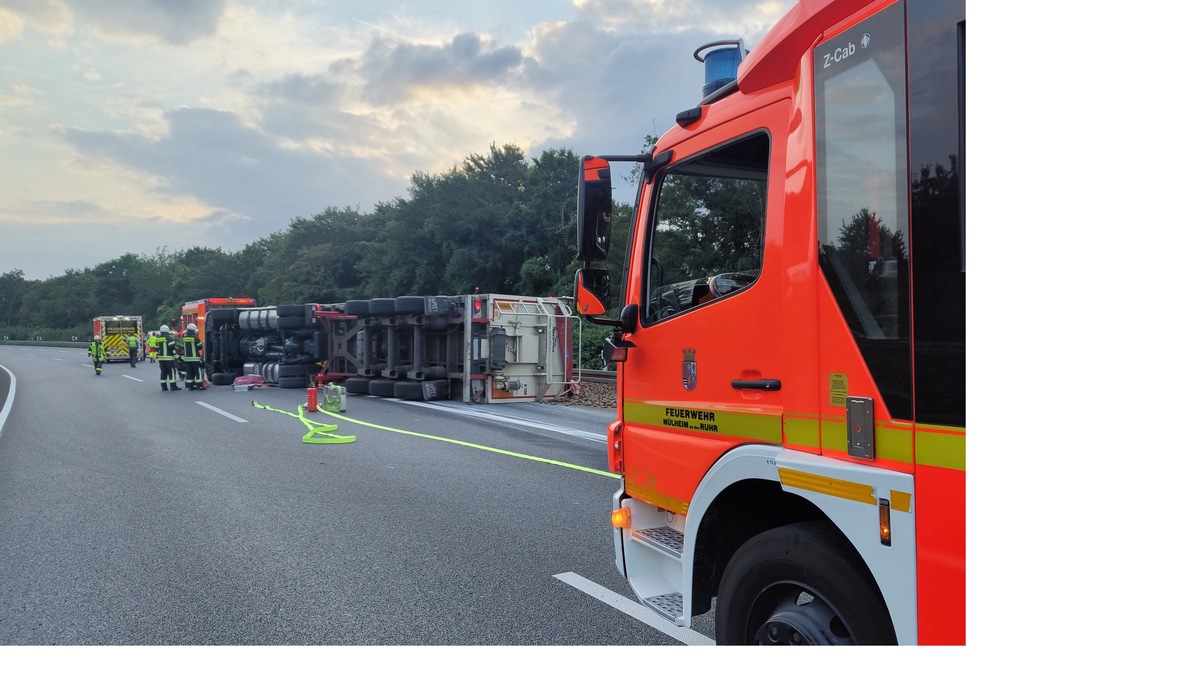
[200,293,579,403]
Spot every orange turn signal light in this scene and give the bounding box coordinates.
[611,507,632,529]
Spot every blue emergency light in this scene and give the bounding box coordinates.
[694,39,746,99]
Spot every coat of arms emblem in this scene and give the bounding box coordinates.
[682,347,697,391]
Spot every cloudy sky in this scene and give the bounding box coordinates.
[0,0,787,280]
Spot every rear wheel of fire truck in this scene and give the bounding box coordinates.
[715,522,896,646]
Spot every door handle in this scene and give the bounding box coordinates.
[731,379,781,391]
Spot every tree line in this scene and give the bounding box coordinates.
[0,143,633,368]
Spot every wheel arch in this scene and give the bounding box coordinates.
[682,445,916,644]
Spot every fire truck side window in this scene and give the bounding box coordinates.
[643,132,768,324]
[815,1,913,420]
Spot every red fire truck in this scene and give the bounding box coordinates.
[574,0,965,645]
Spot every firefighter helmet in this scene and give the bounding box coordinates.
[160,325,169,332]
[187,323,197,331]
[94,334,100,340]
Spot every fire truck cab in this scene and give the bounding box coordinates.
[574,0,965,645]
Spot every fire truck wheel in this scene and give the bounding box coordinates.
[715,522,897,645]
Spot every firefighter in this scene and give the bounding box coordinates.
[127,334,139,368]
[181,322,204,390]
[147,330,157,362]
[87,334,104,375]
[155,324,181,392]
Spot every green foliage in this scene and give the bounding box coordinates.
[0,143,624,356]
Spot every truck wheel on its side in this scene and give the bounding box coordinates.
[277,316,307,329]
[393,381,423,401]
[277,364,310,378]
[367,378,395,397]
[343,377,371,395]
[210,372,236,386]
[343,300,371,317]
[277,375,308,389]
[276,304,307,317]
[714,522,897,646]
[369,298,397,316]
[394,296,425,315]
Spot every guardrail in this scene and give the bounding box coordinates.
[0,340,86,349]
[579,369,616,383]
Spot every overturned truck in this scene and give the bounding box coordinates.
[202,294,579,403]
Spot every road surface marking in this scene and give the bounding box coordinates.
[196,401,248,423]
[392,399,607,444]
[122,374,142,382]
[0,364,14,439]
[553,572,714,645]
[317,408,618,478]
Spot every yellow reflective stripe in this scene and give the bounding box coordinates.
[777,468,912,512]
[778,467,876,506]
[624,401,781,443]
[627,483,691,516]
[819,419,911,463]
[783,414,820,447]
[916,424,965,471]
[890,490,912,513]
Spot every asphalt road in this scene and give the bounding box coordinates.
[0,345,716,646]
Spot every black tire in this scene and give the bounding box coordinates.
[367,378,395,397]
[206,308,238,324]
[276,304,307,317]
[277,375,308,389]
[210,372,235,386]
[393,296,424,315]
[421,365,448,379]
[277,316,307,329]
[393,381,424,400]
[369,298,396,316]
[277,364,310,378]
[715,523,897,645]
[344,377,371,395]
[344,300,370,317]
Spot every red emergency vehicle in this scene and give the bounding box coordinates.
[574,0,965,645]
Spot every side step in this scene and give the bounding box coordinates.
[629,526,685,623]
[631,526,683,558]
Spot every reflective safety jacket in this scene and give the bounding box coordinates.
[156,334,178,361]
[181,330,202,362]
[87,340,105,361]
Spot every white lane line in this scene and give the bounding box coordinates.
[553,572,714,646]
[122,374,143,382]
[0,364,15,439]
[52,358,63,361]
[196,401,248,423]
[393,399,608,444]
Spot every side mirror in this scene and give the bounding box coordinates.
[574,268,610,316]
[576,156,613,262]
